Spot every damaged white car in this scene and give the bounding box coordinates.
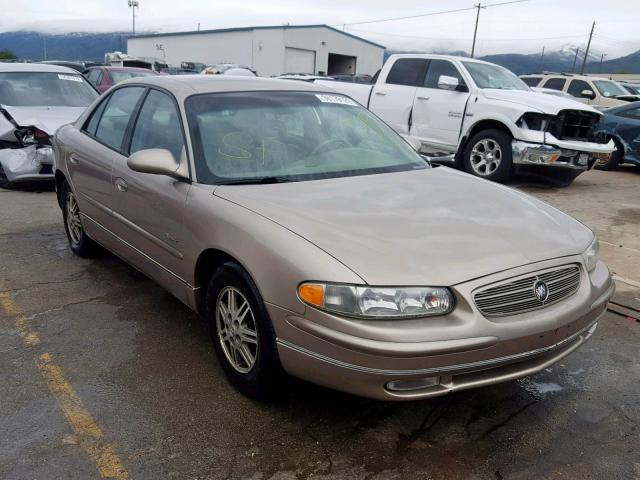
[0,63,98,187]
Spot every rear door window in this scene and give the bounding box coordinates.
[385,58,428,87]
[94,87,145,152]
[542,78,566,91]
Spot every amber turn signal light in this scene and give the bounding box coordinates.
[298,283,324,307]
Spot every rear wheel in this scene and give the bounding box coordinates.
[463,129,513,182]
[61,180,98,257]
[204,262,285,400]
[595,138,622,171]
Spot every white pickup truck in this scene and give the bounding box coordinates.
[317,54,615,184]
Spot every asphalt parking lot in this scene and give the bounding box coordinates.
[1,167,639,480]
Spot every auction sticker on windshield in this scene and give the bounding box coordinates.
[315,94,358,106]
[58,74,83,82]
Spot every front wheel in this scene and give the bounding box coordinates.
[463,129,513,182]
[204,262,285,400]
[595,138,622,171]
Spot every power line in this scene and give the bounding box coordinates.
[332,0,528,27]
[347,28,587,42]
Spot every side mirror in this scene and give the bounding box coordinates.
[438,75,460,91]
[581,89,596,99]
[127,148,188,179]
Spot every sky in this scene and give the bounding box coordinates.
[0,0,638,58]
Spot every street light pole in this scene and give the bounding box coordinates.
[599,53,606,72]
[128,0,139,36]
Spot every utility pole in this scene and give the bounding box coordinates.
[599,53,606,72]
[128,0,139,36]
[539,46,545,72]
[43,35,47,61]
[580,21,595,75]
[197,22,201,31]
[571,47,579,72]
[471,3,485,58]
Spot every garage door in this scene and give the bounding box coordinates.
[284,47,316,74]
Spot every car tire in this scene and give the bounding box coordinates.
[595,138,622,171]
[0,165,14,189]
[463,129,513,182]
[204,261,285,400]
[61,180,98,257]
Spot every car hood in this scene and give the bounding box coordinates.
[0,105,87,135]
[481,89,601,115]
[214,168,593,286]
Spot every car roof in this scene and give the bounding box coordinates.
[0,62,80,74]
[117,75,335,99]
[95,66,156,72]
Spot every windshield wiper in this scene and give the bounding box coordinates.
[216,176,293,185]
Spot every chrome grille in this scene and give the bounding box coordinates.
[474,265,581,317]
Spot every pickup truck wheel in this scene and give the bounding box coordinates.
[204,262,285,400]
[595,138,622,171]
[61,180,98,257]
[464,129,513,182]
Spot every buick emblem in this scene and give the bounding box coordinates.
[533,280,549,302]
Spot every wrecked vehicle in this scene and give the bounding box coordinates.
[0,63,98,187]
[594,101,640,170]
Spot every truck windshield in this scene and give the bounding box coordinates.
[463,62,530,91]
[0,72,98,107]
[186,91,428,184]
[593,80,628,98]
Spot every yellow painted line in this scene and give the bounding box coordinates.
[0,292,129,479]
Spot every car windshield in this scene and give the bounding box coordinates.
[110,70,155,83]
[185,91,428,184]
[593,80,630,98]
[0,72,98,107]
[463,62,530,91]
[622,84,640,95]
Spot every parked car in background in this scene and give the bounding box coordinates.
[594,101,640,170]
[520,73,639,108]
[54,75,613,401]
[317,55,614,184]
[0,63,98,187]
[328,74,373,84]
[276,74,334,82]
[39,60,101,73]
[83,66,158,93]
[618,82,640,96]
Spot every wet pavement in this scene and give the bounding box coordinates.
[1,168,639,479]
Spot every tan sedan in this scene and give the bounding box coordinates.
[53,76,614,400]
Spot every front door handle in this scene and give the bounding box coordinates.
[375,91,387,96]
[69,153,80,165]
[417,96,430,101]
[114,178,128,192]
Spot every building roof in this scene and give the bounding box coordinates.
[128,24,385,49]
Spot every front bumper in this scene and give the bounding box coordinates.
[512,137,615,170]
[269,257,615,400]
[0,145,54,183]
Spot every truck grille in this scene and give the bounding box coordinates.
[548,110,599,141]
[474,265,581,317]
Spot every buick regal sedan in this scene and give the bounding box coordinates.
[53,76,614,400]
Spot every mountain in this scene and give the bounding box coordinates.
[1,31,639,74]
[0,31,129,62]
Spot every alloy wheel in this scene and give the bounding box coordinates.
[470,139,502,176]
[65,192,83,245]
[216,286,258,373]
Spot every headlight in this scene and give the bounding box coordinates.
[298,282,454,318]
[583,237,599,272]
[516,112,552,131]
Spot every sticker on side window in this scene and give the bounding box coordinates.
[58,74,82,82]
[315,94,358,106]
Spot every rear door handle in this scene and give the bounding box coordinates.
[69,153,80,165]
[114,178,128,192]
[417,96,430,101]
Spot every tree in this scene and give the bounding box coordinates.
[0,49,17,60]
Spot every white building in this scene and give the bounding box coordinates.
[127,24,385,77]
